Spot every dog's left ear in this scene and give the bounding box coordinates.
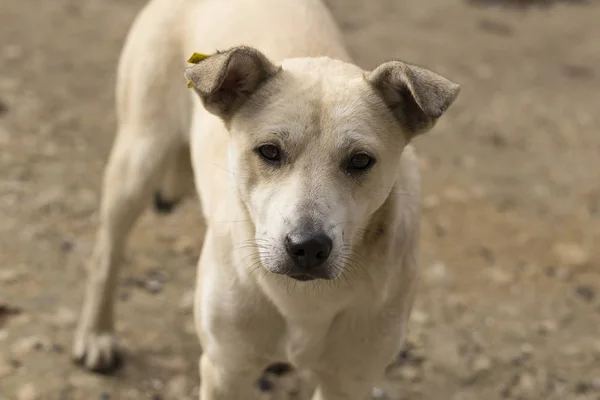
[185,46,280,119]
[366,61,460,138]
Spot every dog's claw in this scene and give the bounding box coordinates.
[256,376,275,392]
[153,191,179,214]
[264,362,293,376]
[72,332,123,374]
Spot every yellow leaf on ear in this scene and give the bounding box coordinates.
[187,81,195,88]
[187,52,210,64]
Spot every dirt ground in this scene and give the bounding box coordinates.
[1,0,599,399]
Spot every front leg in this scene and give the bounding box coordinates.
[307,336,396,400]
[195,229,285,399]
[310,370,376,400]
[73,125,174,372]
[309,308,414,400]
[199,352,266,400]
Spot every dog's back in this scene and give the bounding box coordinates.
[182,0,351,61]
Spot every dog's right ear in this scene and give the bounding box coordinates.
[185,46,280,119]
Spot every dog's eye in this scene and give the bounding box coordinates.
[257,144,281,162]
[346,153,374,173]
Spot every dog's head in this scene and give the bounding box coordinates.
[186,46,459,282]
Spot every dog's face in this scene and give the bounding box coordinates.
[186,47,459,281]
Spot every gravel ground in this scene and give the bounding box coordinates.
[1,0,599,399]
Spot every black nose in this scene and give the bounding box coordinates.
[285,232,333,270]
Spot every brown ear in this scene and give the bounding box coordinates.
[366,61,460,137]
[184,46,280,118]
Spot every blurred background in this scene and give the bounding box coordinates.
[0,0,599,399]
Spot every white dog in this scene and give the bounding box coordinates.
[73,0,460,398]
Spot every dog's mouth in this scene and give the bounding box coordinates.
[281,268,337,282]
[287,273,317,282]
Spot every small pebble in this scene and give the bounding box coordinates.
[514,372,537,399]
[145,279,163,294]
[16,383,39,400]
[483,267,514,285]
[423,261,449,285]
[574,381,591,394]
[60,240,74,252]
[0,268,27,284]
[575,285,595,302]
[561,344,581,357]
[165,375,188,398]
[147,269,170,283]
[520,342,534,356]
[11,335,50,356]
[553,242,589,268]
[52,343,64,353]
[149,379,164,391]
[471,354,492,375]
[372,387,386,398]
[397,365,422,382]
[410,309,430,325]
[537,319,558,335]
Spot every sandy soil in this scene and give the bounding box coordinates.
[1,0,599,399]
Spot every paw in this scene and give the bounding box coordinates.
[256,363,313,398]
[73,331,122,374]
[153,191,179,214]
[264,362,293,376]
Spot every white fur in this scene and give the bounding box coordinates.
[73,0,459,399]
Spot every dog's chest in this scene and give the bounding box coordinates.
[283,318,331,368]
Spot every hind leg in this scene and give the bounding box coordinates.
[73,127,177,372]
[154,143,194,214]
[72,0,191,372]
